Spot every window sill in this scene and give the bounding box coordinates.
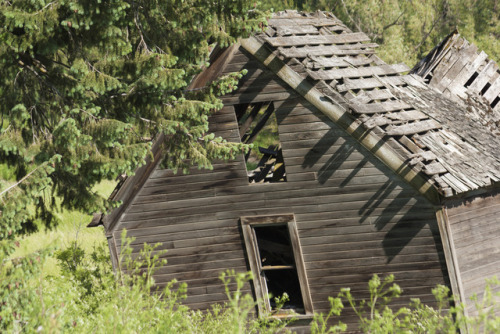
[269,313,314,321]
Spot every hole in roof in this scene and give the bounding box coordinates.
[464,72,479,88]
[481,82,491,95]
[491,96,500,109]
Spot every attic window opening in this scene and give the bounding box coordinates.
[235,102,286,183]
[241,215,313,317]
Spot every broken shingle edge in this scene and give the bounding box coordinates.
[411,29,460,79]
[240,36,442,205]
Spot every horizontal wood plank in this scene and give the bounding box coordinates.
[279,43,378,58]
[337,75,410,91]
[350,100,412,114]
[386,119,442,136]
[308,55,375,69]
[268,17,345,27]
[309,63,409,80]
[266,32,370,47]
[275,24,319,36]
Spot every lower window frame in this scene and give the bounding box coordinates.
[240,214,314,318]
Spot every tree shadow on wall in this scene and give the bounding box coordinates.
[304,130,444,265]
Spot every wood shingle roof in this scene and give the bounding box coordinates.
[248,10,500,197]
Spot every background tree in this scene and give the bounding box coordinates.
[0,0,266,245]
[260,0,500,65]
[0,1,266,329]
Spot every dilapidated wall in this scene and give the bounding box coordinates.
[444,189,500,317]
[107,46,450,332]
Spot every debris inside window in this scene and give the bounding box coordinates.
[241,216,313,317]
[234,102,286,183]
[253,224,305,314]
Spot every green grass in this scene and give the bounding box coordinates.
[12,180,117,276]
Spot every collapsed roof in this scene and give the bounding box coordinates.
[412,31,500,136]
[245,10,500,197]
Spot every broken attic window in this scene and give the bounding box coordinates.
[241,215,313,317]
[234,102,286,183]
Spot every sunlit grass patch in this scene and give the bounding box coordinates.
[12,180,117,276]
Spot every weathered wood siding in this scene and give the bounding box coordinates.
[110,47,449,331]
[445,190,500,317]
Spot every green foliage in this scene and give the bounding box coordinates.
[466,276,500,333]
[310,296,346,334]
[200,270,289,333]
[339,274,408,332]
[3,224,500,333]
[259,0,500,65]
[313,274,500,333]
[0,246,50,332]
[0,230,292,333]
[0,0,267,242]
[0,2,264,330]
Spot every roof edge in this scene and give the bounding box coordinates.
[102,133,165,236]
[411,29,459,79]
[240,36,442,205]
[442,181,500,203]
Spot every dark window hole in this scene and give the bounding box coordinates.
[236,102,286,183]
[254,224,305,313]
[491,96,500,109]
[481,83,491,95]
[464,72,479,88]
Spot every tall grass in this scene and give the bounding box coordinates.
[5,180,500,333]
[12,180,116,276]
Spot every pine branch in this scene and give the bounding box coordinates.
[0,164,45,197]
[134,12,150,54]
[340,0,363,33]
[22,62,64,100]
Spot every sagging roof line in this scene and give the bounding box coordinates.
[240,36,441,205]
[253,10,500,197]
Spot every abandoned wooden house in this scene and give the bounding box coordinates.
[90,11,500,331]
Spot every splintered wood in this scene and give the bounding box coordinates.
[261,12,500,196]
[412,32,500,114]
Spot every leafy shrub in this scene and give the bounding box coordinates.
[311,274,500,333]
[2,230,291,333]
[3,230,499,333]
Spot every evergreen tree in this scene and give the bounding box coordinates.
[0,1,266,329]
[260,0,500,65]
[0,0,266,244]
